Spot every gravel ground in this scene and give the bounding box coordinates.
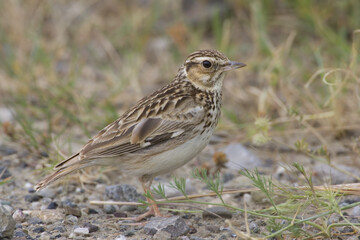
[1,132,360,239]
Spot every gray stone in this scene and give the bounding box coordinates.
[0,204,16,239]
[202,207,232,219]
[327,214,341,225]
[105,184,145,202]
[60,198,77,208]
[12,209,26,222]
[206,225,220,233]
[351,206,360,216]
[0,145,16,156]
[222,173,235,183]
[23,209,64,224]
[28,217,43,225]
[74,227,89,235]
[144,216,190,237]
[190,237,211,240]
[249,221,260,233]
[0,107,14,122]
[120,205,137,212]
[14,230,27,238]
[153,230,172,239]
[115,235,127,240]
[314,163,360,184]
[37,188,56,199]
[64,206,82,217]
[54,226,66,233]
[83,223,99,233]
[222,143,263,170]
[33,226,45,233]
[25,194,42,202]
[0,166,11,179]
[65,215,78,224]
[124,229,136,236]
[46,202,58,209]
[104,204,116,214]
[161,178,195,198]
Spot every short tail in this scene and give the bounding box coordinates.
[34,153,87,191]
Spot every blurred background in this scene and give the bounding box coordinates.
[0,0,359,162]
[0,2,360,238]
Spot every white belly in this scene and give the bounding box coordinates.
[133,130,213,177]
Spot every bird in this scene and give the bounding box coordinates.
[35,49,246,221]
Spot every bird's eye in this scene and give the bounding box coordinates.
[202,60,212,68]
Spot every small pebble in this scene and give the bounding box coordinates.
[144,216,189,237]
[76,187,85,193]
[24,182,33,190]
[83,223,99,233]
[206,225,220,233]
[33,226,45,233]
[115,235,127,240]
[14,230,27,238]
[87,208,98,214]
[188,225,197,234]
[202,207,232,219]
[327,214,341,225]
[74,227,89,235]
[28,217,43,225]
[105,184,144,202]
[243,193,252,204]
[54,226,66,233]
[124,229,136,237]
[47,202,58,209]
[25,194,42,202]
[249,222,260,233]
[340,226,354,233]
[38,188,56,199]
[351,205,360,216]
[40,151,49,157]
[64,206,82,217]
[30,202,42,210]
[0,145,17,155]
[222,173,234,183]
[15,223,22,229]
[61,198,77,208]
[0,166,11,179]
[114,212,127,218]
[12,209,26,222]
[104,204,116,214]
[120,205,137,212]
[65,215,78,224]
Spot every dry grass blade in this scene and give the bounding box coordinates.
[89,188,259,206]
[90,183,360,207]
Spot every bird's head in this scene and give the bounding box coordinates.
[183,49,246,91]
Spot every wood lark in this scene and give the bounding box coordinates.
[35,49,246,221]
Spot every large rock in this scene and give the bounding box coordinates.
[144,216,190,237]
[313,163,360,184]
[222,143,263,170]
[0,205,15,239]
[105,184,144,202]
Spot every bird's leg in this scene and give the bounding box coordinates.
[134,176,164,221]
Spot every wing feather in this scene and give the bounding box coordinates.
[79,96,204,159]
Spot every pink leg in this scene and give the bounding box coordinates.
[134,177,164,221]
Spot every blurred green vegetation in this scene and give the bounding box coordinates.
[0,0,359,153]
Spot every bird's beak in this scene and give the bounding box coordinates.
[222,61,246,72]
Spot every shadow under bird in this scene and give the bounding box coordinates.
[35,49,246,221]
